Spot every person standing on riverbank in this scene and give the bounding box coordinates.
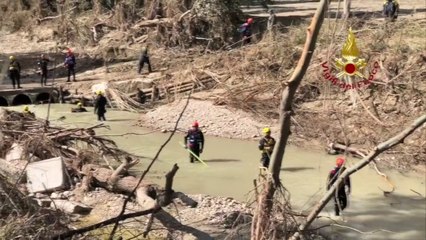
[258,127,276,168]
[8,56,21,89]
[138,47,152,74]
[64,49,76,82]
[38,54,50,86]
[327,157,351,216]
[94,91,107,121]
[184,121,204,163]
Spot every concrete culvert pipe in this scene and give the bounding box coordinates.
[0,97,8,106]
[12,94,32,106]
[35,92,51,104]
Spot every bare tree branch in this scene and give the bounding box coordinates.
[51,208,159,239]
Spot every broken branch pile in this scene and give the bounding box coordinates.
[0,109,198,238]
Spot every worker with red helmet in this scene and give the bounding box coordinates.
[239,18,254,44]
[184,121,205,163]
[327,157,351,216]
[64,48,76,82]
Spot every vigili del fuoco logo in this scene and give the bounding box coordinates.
[321,28,380,90]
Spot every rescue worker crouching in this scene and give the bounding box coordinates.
[23,106,35,117]
[71,102,88,112]
[327,157,351,216]
[184,121,205,163]
[258,127,276,168]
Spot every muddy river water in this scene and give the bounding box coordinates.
[7,104,426,240]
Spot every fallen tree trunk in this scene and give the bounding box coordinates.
[82,158,159,210]
[289,114,426,240]
[328,142,367,158]
[131,18,173,29]
[82,159,197,210]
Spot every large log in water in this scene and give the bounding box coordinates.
[82,157,159,210]
[81,159,197,210]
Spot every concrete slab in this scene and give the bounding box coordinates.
[26,157,69,193]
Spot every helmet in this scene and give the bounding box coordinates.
[9,56,15,61]
[96,90,102,95]
[336,157,345,167]
[77,102,82,107]
[192,121,199,127]
[247,18,254,24]
[262,127,271,134]
[23,106,29,112]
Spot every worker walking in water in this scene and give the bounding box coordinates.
[8,56,21,89]
[94,91,107,121]
[64,49,76,82]
[138,47,152,74]
[184,121,204,163]
[327,157,351,216]
[38,54,50,86]
[258,127,276,168]
[71,102,88,112]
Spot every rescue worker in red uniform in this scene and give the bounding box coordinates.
[184,121,205,163]
[239,18,254,45]
[327,157,351,216]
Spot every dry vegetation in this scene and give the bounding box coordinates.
[0,1,424,238]
[1,1,423,169]
[178,18,426,169]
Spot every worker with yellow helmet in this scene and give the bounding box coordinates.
[71,101,88,113]
[22,105,35,117]
[8,55,22,89]
[258,127,276,168]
